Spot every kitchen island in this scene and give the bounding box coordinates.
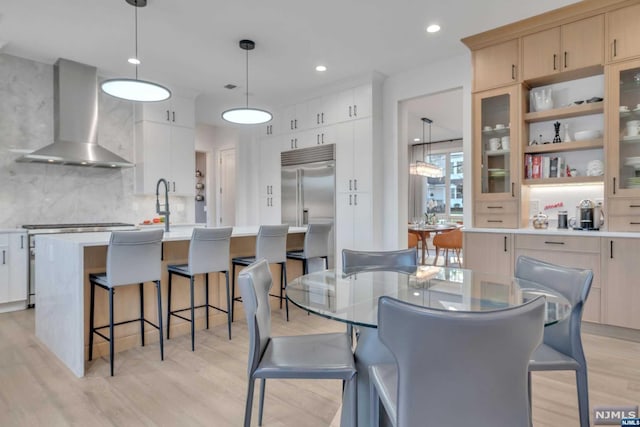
[35,226,307,377]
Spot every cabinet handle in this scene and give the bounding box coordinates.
[291,139,294,149]
[613,39,618,58]
[166,110,170,121]
[317,134,320,145]
[349,194,352,206]
[613,177,616,195]
[321,133,325,144]
[172,181,176,192]
[354,179,358,191]
[354,194,358,205]
[290,120,294,130]
[294,119,297,129]
[544,241,565,245]
[503,236,507,252]
[487,220,503,223]
[295,138,298,148]
[564,51,568,69]
[553,54,557,70]
[349,179,352,191]
[630,222,640,225]
[317,113,320,125]
[629,205,640,208]
[321,112,324,123]
[511,64,516,80]
[610,240,614,259]
[349,105,352,117]
[21,235,24,249]
[172,111,176,122]
[1,250,4,265]
[487,206,503,209]
[353,105,357,117]
[511,182,515,197]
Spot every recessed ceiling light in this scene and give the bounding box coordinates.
[128,57,141,65]
[315,65,327,72]
[414,138,421,142]
[426,24,441,33]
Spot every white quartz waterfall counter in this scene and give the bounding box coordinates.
[35,226,307,377]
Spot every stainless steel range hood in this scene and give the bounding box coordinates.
[17,59,133,168]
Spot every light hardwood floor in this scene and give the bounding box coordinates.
[0,305,638,426]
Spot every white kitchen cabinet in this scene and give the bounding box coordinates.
[0,232,27,312]
[336,118,373,193]
[282,102,308,132]
[259,195,282,225]
[259,136,283,199]
[335,84,372,123]
[134,121,195,196]
[134,95,195,128]
[335,191,373,270]
[307,93,339,128]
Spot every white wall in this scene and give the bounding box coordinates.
[381,54,473,249]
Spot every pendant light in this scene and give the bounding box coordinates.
[101,0,171,102]
[222,39,273,125]
[410,117,443,178]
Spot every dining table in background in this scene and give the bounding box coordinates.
[408,223,459,265]
[286,266,571,427]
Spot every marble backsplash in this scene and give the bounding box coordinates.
[0,53,194,228]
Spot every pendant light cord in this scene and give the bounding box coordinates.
[134,2,139,80]
[245,46,249,108]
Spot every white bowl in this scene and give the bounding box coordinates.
[574,130,601,141]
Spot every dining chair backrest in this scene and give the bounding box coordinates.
[106,229,164,287]
[515,255,593,361]
[302,223,332,259]
[432,227,462,249]
[237,259,273,376]
[342,248,417,273]
[187,227,233,275]
[378,295,545,427]
[255,225,289,264]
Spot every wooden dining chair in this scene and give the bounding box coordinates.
[432,228,462,266]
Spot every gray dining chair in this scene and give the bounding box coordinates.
[515,256,594,427]
[88,229,164,376]
[231,224,290,321]
[286,223,332,274]
[166,227,233,350]
[341,248,418,342]
[369,295,545,427]
[238,259,357,427]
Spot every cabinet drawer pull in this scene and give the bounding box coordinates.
[487,206,503,209]
[354,179,358,191]
[317,134,320,145]
[349,179,352,191]
[294,119,297,129]
[629,222,640,225]
[511,64,516,80]
[290,120,294,130]
[553,54,557,70]
[349,194,352,206]
[544,241,565,245]
[349,105,352,117]
[503,236,507,252]
[172,181,176,192]
[353,105,357,117]
[21,235,24,249]
[166,110,170,121]
[511,182,515,197]
[629,205,640,208]
[613,39,618,58]
[610,240,614,259]
[564,51,568,69]
[487,220,503,223]
[2,250,4,265]
[317,113,320,125]
[172,111,176,122]
[354,194,358,205]
[321,112,324,123]
[321,133,325,144]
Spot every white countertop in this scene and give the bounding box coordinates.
[35,225,307,247]
[463,227,640,238]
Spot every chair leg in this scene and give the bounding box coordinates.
[454,248,462,267]
[369,376,379,427]
[109,288,115,377]
[528,371,533,427]
[258,378,267,426]
[244,378,255,427]
[434,247,440,266]
[190,276,195,352]
[576,368,590,427]
[282,263,289,322]
[350,374,358,427]
[302,259,308,275]
[167,271,173,340]
[156,280,164,361]
[231,263,237,322]
[205,273,210,330]
[225,271,232,340]
[444,248,450,266]
[139,282,145,347]
[88,280,95,361]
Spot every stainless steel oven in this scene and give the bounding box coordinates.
[22,223,136,307]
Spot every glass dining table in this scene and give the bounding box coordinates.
[286,266,571,427]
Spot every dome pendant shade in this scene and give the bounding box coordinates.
[101,0,171,103]
[222,39,272,125]
[101,78,171,102]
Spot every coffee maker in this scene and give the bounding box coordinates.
[570,199,604,230]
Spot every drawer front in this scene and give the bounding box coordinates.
[474,214,518,228]
[0,234,8,246]
[475,200,518,214]
[608,216,640,232]
[608,198,640,216]
[515,234,600,253]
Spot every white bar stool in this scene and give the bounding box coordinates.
[286,223,332,274]
[88,229,164,376]
[166,227,233,351]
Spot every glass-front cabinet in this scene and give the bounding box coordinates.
[473,85,521,200]
[607,58,640,197]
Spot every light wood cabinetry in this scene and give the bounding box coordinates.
[514,234,601,322]
[522,15,604,81]
[607,3,640,63]
[473,39,519,92]
[463,231,513,277]
[134,95,196,196]
[0,232,27,312]
[602,237,640,329]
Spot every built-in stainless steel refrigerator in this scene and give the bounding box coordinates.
[281,144,335,267]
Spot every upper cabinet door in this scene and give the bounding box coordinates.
[522,27,561,81]
[473,39,519,92]
[608,3,640,63]
[561,15,604,72]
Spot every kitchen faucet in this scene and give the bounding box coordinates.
[156,178,170,232]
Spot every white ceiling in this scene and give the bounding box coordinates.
[0,0,579,127]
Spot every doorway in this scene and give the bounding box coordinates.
[217,147,236,226]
